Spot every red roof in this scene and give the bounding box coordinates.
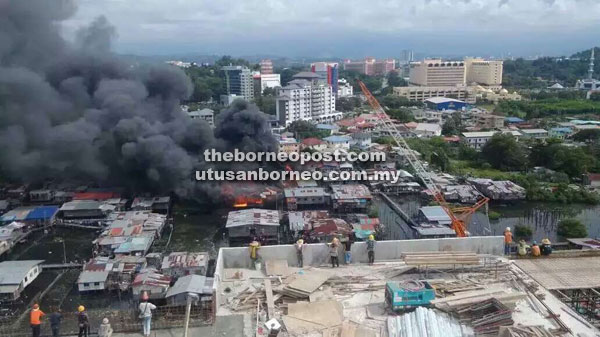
[443,136,461,143]
[302,138,325,146]
[132,272,171,287]
[588,173,600,181]
[404,122,418,129]
[74,192,120,201]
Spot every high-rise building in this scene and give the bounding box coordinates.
[260,74,281,91]
[276,73,340,127]
[337,78,353,97]
[464,58,503,86]
[343,58,395,76]
[260,59,274,75]
[400,50,414,64]
[221,65,254,101]
[409,59,466,86]
[310,62,339,96]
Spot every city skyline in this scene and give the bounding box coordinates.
[63,0,600,59]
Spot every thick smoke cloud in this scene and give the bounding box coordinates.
[0,0,276,198]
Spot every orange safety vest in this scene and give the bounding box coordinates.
[531,245,541,257]
[504,231,513,244]
[30,309,45,325]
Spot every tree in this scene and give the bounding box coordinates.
[287,120,328,139]
[530,141,596,178]
[373,136,395,145]
[255,95,276,115]
[590,92,600,102]
[441,112,463,136]
[387,71,407,87]
[557,218,588,238]
[262,87,276,96]
[573,129,600,142]
[388,108,414,123]
[514,224,533,240]
[336,97,361,112]
[481,134,527,171]
[430,151,450,172]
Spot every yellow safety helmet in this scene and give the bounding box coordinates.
[78,305,85,312]
[368,235,374,240]
[297,239,304,244]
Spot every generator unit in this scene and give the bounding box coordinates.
[385,280,435,311]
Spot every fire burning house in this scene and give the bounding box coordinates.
[330,184,373,212]
[226,209,280,244]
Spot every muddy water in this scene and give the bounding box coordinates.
[377,195,600,242]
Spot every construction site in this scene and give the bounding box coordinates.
[211,236,600,337]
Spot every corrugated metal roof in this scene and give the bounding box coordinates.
[0,260,43,285]
[166,275,212,297]
[226,209,280,228]
[77,270,109,284]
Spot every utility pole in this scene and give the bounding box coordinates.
[183,293,199,337]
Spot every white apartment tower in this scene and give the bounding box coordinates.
[276,78,337,127]
[464,57,503,86]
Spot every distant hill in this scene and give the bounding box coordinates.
[503,47,599,88]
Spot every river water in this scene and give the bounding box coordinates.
[377,195,600,242]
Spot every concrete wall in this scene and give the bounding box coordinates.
[213,236,504,310]
[219,236,503,269]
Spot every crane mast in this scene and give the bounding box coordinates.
[357,81,488,237]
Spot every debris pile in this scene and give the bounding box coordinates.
[402,251,481,266]
[467,178,526,201]
[443,185,485,204]
[387,306,464,337]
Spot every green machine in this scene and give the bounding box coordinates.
[385,280,436,311]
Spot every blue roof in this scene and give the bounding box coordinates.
[323,135,351,143]
[316,124,338,130]
[26,206,59,220]
[505,117,524,123]
[550,127,572,133]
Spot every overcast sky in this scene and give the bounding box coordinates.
[62,0,600,59]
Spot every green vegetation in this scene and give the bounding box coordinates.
[184,56,253,102]
[481,134,527,171]
[254,89,276,115]
[573,129,600,142]
[494,99,600,119]
[387,71,407,87]
[514,224,533,240]
[488,211,501,221]
[338,69,383,93]
[373,136,395,145]
[557,218,588,238]
[368,206,379,218]
[502,48,599,88]
[336,97,362,112]
[405,137,600,204]
[286,121,329,140]
[380,94,424,109]
[441,112,464,136]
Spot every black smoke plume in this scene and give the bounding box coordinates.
[0,0,276,198]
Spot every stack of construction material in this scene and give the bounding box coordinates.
[432,287,526,311]
[497,326,555,337]
[454,298,513,336]
[402,252,480,266]
[387,306,464,337]
[279,270,331,298]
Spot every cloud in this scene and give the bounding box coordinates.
[62,0,600,57]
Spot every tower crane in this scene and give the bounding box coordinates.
[357,81,489,237]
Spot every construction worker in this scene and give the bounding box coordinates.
[328,240,340,268]
[517,240,529,257]
[49,307,63,337]
[541,238,552,256]
[366,235,376,265]
[531,241,541,257]
[249,240,261,269]
[77,305,89,337]
[30,303,44,337]
[295,239,305,268]
[503,227,513,255]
